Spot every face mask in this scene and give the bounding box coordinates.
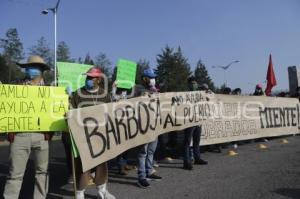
[85,79,94,90]
[25,67,41,80]
[149,78,156,87]
[256,88,262,93]
[121,91,127,99]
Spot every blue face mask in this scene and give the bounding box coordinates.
[25,67,42,80]
[85,79,94,90]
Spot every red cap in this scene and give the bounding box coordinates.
[83,67,102,78]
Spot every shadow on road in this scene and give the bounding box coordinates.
[274,188,300,199]
[108,172,139,187]
[158,164,183,169]
[0,163,8,199]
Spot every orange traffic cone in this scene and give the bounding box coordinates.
[258,144,268,149]
[228,150,238,156]
[281,139,289,144]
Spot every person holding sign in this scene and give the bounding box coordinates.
[183,76,208,170]
[135,68,162,188]
[112,59,138,175]
[70,67,115,199]
[111,81,137,175]
[4,55,52,199]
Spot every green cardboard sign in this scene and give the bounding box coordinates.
[57,62,92,92]
[116,59,137,89]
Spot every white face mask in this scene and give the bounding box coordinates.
[149,78,156,87]
[121,91,127,99]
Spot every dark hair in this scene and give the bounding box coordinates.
[188,76,197,83]
[222,87,231,94]
[232,88,242,95]
[116,87,132,95]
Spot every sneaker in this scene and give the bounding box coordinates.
[97,190,116,199]
[150,169,156,175]
[67,175,74,184]
[153,160,159,168]
[76,190,85,199]
[233,144,238,149]
[137,179,150,188]
[164,156,174,163]
[183,162,193,170]
[146,173,162,181]
[194,159,208,165]
[124,165,137,170]
[191,158,195,164]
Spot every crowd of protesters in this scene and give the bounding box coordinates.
[1,55,299,199]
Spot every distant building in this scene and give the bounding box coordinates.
[288,66,300,96]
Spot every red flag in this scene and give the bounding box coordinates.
[265,54,277,96]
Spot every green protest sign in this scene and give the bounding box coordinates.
[57,62,92,92]
[116,59,137,89]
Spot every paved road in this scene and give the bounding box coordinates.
[0,135,300,199]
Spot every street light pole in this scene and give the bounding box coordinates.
[42,0,60,86]
[54,9,57,86]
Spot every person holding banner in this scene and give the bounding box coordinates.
[4,55,52,199]
[70,67,115,199]
[183,76,208,170]
[111,81,136,175]
[135,68,162,188]
[252,83,270,143]
[253,84,265,96]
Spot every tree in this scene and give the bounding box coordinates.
[156,46,191,92]
[111,66,117,84]
[0,28,24,82]
[0,54,9,83]
[0,28,24,62]
[215,83,227,94]
[94,52,112,78]
[194,60,215,91]
[136,59,150,85]
[77,57,83,64]
[29,37,53,67]
[57,41,71,62]
[83,53,94,65]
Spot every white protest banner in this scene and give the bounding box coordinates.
[67,91,300,172]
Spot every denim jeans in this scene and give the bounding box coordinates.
[183,126,202,163]
[117,151,128,169]
[137,139,158,180]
